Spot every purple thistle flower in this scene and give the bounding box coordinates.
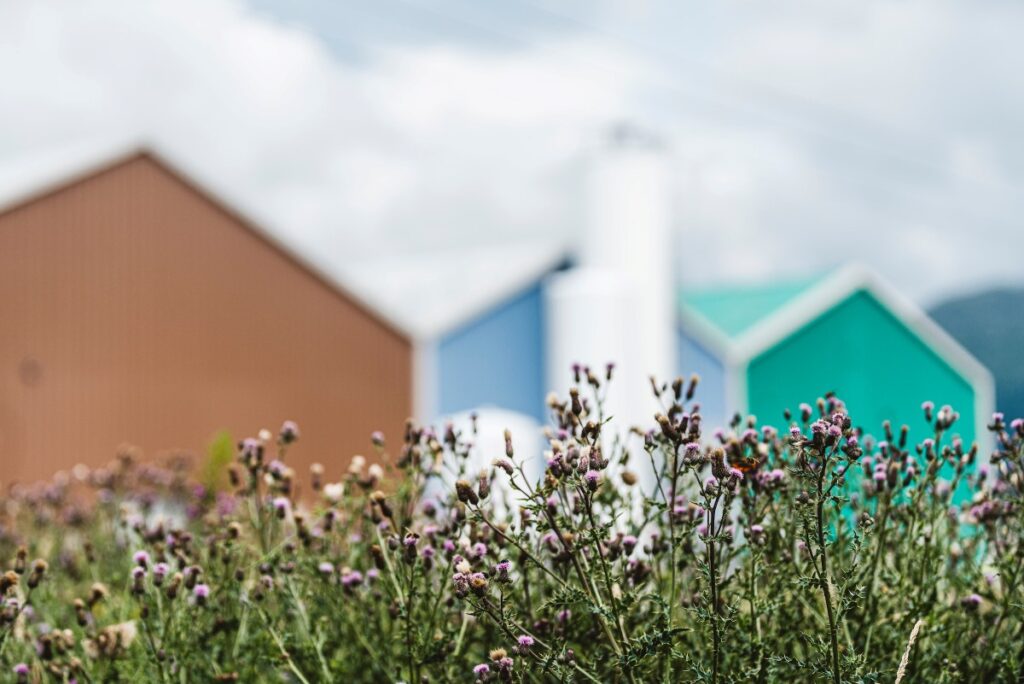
[961,593,982,611]
[342,571,365,588]
[584,470,601,491]
[279,420,300,444]
[240,437,261,460]
[473,663,491,679]
[14,663,29,676]
[517,634,534,651]
[133,550,150,568]
[452,572,469,597]
[469,572,488,592]
[193,583,210,606]
[318,562,335,576]
[623,535,638,554]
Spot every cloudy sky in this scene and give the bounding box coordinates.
[3,0,1023,306]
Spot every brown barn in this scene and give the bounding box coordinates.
[0,147,413,487]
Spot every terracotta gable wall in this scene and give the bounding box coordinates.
[0,154,412,487]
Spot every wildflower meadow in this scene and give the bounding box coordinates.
[1,371,1023,682]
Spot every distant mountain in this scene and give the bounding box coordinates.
[930,288,1024,423]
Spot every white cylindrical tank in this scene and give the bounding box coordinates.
[544,268,642,430]
[427,408,544,514]
[581,124,675,402]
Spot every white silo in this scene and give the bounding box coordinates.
[546,124,675,445]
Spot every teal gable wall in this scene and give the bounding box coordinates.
[746,289,977,446]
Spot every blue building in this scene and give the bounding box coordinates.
[346,240,571,425]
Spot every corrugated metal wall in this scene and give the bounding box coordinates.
[0,153,412,487]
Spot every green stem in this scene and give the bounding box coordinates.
[815,456,842,684]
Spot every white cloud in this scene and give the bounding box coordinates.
[2,0,1022,309]
[0,0,657,273]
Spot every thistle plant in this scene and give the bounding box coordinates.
[0,374,1022,682]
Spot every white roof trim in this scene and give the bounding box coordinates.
[730,264,867,361]
[677,300,743,366]
[347,239,573,342]
[419,246,571,341]
[0,139,412,338]
[855,267,995,445]
[734,264,993,393]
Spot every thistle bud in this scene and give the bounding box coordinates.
[166,573,183,600]
[493,458,514,476]
[370,490,393,519]
[88,583,108,607]
[686,373,700,401]
[456,479,479,505]
[27,559,48,589]
[73,598,88,627]
[656,414,679,442]
[0,571,18,594]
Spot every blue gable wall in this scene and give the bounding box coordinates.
[677,328,728,430]
[437,283,547,423]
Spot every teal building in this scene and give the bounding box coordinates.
[678,264,994,446]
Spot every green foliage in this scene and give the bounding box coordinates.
[200,430,235,494]
[0,379,1023,683]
